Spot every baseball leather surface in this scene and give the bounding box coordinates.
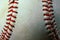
[0,0,60,40]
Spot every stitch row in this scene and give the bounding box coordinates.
[42,0,59,40]
[0,0,18,40]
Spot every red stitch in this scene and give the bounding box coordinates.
[43,5,48,7]
[1,35,5,39]
[42,0,47,2]
[44,13,54,16]
[2,34,5,37]
[48,10,54,12]
[7,13,17,18]
[2,32,6,35]
[42,1,47,3]
[5,34,10,38]
[47,26,52,29]
[1,33,6,38]
[48,5,53,8]
[12,15,17,18]
[46,25,54,29]
[43,8,48,11]
[6,22,14,27]
[46,22,54,25]
[44,17,54,20]
[4,25,12,32]
[9,0,18,4]
[3,28,7,32]
[43,8,54,12]
[45,22,55,25]
[44,16,55,21]
[9,1,18,4]
[6,17,16,22]
[48,0,52,1]
[45,25,56,29]
[1,31,6,39]
[8,9,18,13]
[44,20,55,26]
[43,5,53,8]
[9,6,18,9]
[4,29,11,36]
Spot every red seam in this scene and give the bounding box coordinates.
[42,0,59,40]
[0,0,18,40]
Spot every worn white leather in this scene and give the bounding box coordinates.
[0,0,60,40]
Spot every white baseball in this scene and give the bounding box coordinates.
[0,0,60,40]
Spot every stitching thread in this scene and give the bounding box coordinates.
[0,0,18,40]
[42,0,59,40]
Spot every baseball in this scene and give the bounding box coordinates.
[0,0,60,40]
